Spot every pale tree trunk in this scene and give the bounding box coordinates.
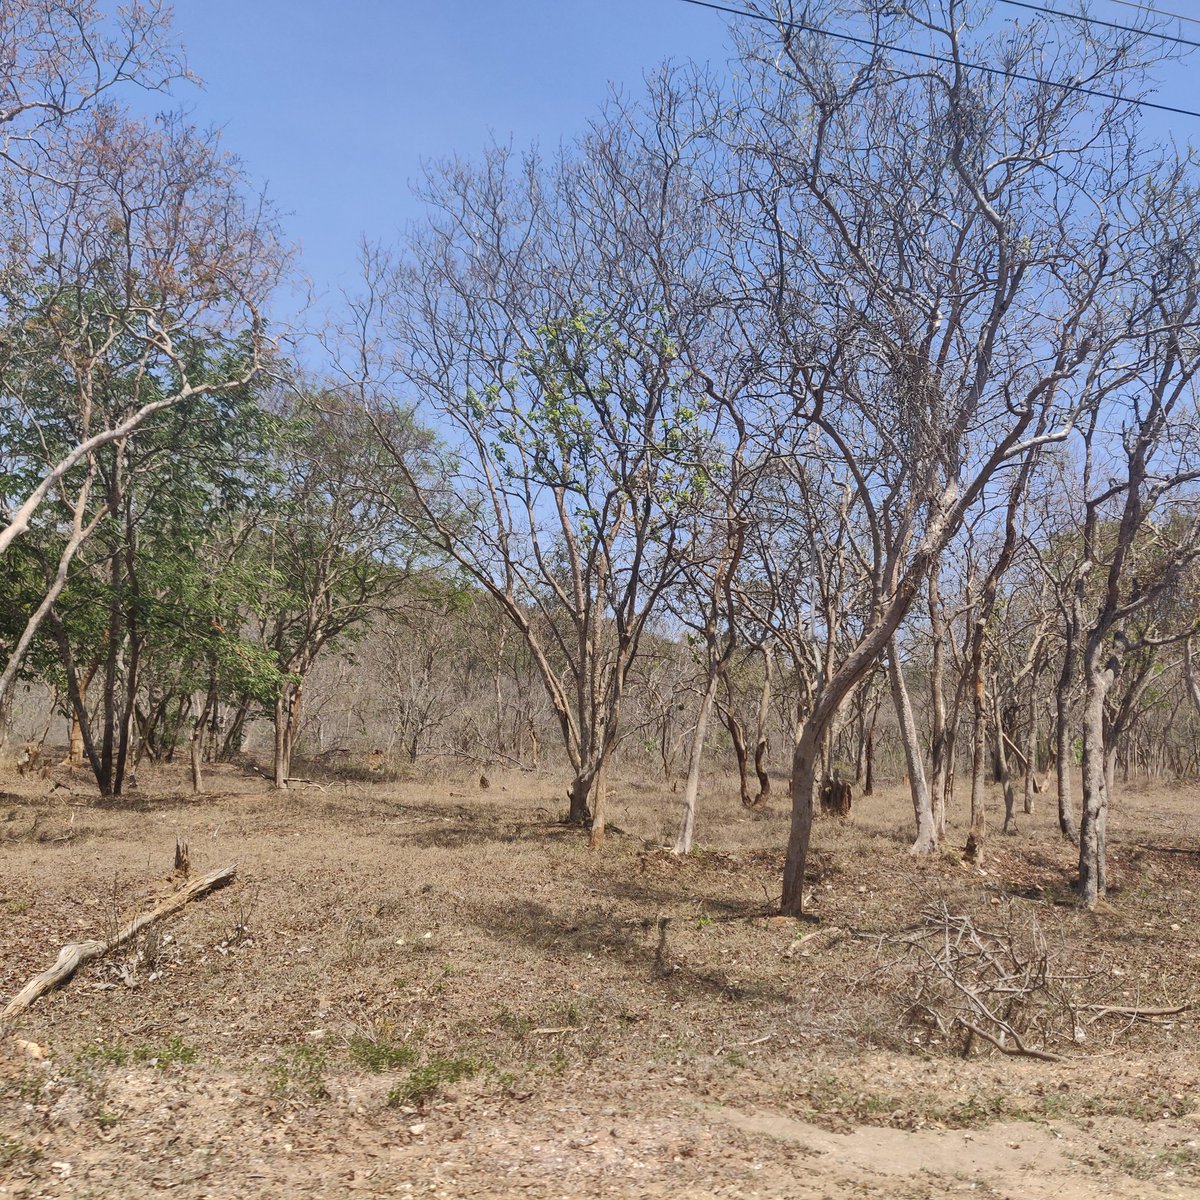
[996,685,1018,833]
[968,672,988,849]
[190,724,203,794]
[675,664,722,854]
[889,644,937,853]
[0,689,13,766]
[927,575,949,838]
[1078,664,1111,908]
[589,758,608,850]
[1055,631,1080,842]
[273,693,290,790]
[1022,687,1039,816]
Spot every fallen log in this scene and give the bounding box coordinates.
[1,862,236,1026]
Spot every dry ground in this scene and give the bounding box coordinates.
[2,757,1200,1198]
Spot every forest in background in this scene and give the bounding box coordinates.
[4,0,1200,917]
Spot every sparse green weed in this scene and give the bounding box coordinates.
[347,1031,418,1072]
[270,1044,328,1100]
[386,1055,479,1106]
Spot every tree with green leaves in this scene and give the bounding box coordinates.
[362,79,729,841]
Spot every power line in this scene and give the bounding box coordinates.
[678,0,1200,118]
[1105,0,1200,29]
[999,0,1200,51]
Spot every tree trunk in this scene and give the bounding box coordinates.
[675,663,722,853]
[782,721,821,916]
[567,768,597,825]
[1055,633,1080,843]
[273,692,290,789]
[724,705,753,807]
[589,759,608,850]
[1022,687,1038,816]
[927,574,949,833]
[190,722,203,793]
[97,548,123,797]
[996,687,1017,834]
[750,643,773,804]
[968,672,988,847]
[1078,670,1109,908]
[889,645,937,853]
[863,724,875,798]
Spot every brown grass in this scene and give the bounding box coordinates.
[1,759,1199,1197]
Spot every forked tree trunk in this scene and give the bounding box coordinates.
[724,706,753,806]
[889,645,937,853]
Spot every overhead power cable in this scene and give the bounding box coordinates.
[678,0,1200,118]
[1105,0,1200,29]
[999,0,1200,51]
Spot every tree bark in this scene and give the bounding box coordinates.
[1055,630,1080,843]
[889,644,937,853]
[1078,665,1110,908]
[997,686,1018,833]
[782,721,821,915]
[675,663,722,853]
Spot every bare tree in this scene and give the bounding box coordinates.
[719,0,1153,913]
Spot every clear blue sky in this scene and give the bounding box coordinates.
[159,0,1198,311]
[162,1,732,304]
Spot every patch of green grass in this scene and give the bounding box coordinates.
[270,1044,328,1101]
[78,1036,196,1071]
[0,1136,40,1169]
[386,1055,479,1106]
[347,1032,418,1072]
[1,897,31,915]
[132,1036,197,1069]
[78,1042,129,1067]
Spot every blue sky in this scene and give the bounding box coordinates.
[163,1,732,304]
[159,1,1198,311]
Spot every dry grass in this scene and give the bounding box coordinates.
[1,758,1199,1197]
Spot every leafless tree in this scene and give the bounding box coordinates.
[720,0,1157,913]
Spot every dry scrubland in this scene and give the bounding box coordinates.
[2,762,1200,1198]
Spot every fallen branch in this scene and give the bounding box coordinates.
[956,1018,1063,1062]
[1,863,237,1025]
[1081,1002,1191,1019]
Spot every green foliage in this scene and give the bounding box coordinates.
[385,1055,479,1106]
[347,1032,418,1072]
[269,1044,329,1101]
